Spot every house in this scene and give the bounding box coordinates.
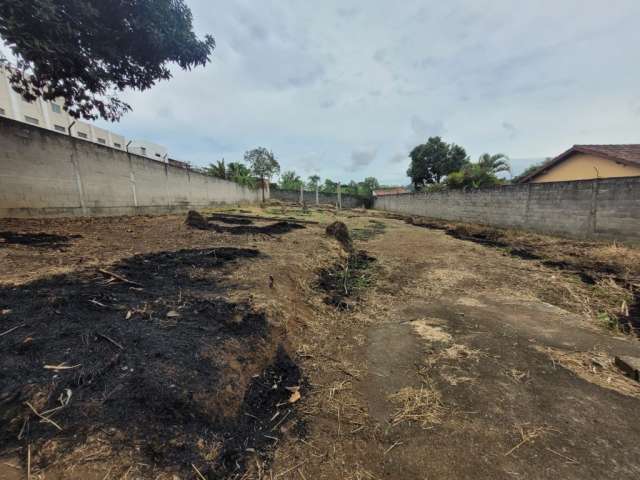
[372,187,410,197]
[518,144,640,183]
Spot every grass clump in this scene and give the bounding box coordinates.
[351,220,386,241]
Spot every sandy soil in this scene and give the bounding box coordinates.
[1,205,640,479]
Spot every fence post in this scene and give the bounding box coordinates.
[316,184,319,205]
[337,182,342,210]
[299,184,304,204]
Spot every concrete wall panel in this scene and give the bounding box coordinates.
[0,116,261,218]
[374,177,640,243]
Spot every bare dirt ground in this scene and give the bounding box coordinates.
[1,204,640,479]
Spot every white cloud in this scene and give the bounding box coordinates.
[93,0,640,185]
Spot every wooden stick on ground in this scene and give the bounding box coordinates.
[98,269,143,287]
[97,333,124,350]
[191,464,207,480]
[24,402,63,431]
[0,323,25,337]
[44,364,81,370]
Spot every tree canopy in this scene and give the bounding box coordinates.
[407,137,469,188]
[205,159,227,179]
[0,0,215,121]
[244,148,280,181]
[279,170,304,190]
[226,162,255,187]
[445,153,511,190]
[307,174,321,190]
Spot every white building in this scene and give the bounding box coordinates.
[0,64,167,161]
[128,139,168,161]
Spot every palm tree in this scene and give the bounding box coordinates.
[477,153,511,175]
[308,174,321,190]
[227,162,255,187]
[206,159,227,179]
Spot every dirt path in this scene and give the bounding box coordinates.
[272,214,640,479]
[2,207,640,479]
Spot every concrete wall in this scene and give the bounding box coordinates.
[533,153,640,183]
[271,189,365,209]
[374,177,640,242]
[0,116,262,218]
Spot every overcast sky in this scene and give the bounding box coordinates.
[97,0,640,185]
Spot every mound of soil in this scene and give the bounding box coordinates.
[316,251,376,310]
[325,221,353,252]
[0,246,304,477]
[185,210,208,229]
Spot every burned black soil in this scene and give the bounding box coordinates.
[207,213,254,225]
[214,346,305,477]
[316,251,376,310]
[191,218,306,236]
[210,221,305,236]
[0,231,81,249]
[0,245,304,478]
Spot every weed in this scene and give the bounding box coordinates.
[316,251,376,309]
[351,220,386,241]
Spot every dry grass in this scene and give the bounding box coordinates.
[504,424,557,456]
[534,345,640,399]
[388,382,446,428]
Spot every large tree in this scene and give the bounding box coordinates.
[0,0,215,121]
[244,147,280,201]
[358,176,380,196]
[407,137,469,188]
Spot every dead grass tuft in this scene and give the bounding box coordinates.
[388,382,445,428]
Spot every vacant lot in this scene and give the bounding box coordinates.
[1,205,639,479]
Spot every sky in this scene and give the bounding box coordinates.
[96,0,640,185]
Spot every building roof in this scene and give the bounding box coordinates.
[517,144,640,183]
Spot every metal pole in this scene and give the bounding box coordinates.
[315,184,319,205]
[300,184,304,204]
